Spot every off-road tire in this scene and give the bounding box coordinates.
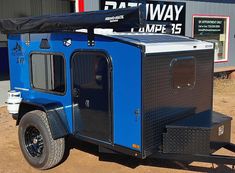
[18,110,65,170]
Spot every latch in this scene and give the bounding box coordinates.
[134,108,141,122]
[88,28,95,47]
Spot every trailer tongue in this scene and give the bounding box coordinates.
[1,6,235,170]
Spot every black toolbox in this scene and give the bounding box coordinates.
[163,111,232,155]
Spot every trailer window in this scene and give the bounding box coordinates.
[171,56,196,89]
[31,54,65,94]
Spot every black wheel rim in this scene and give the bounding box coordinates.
[25,126,44,157]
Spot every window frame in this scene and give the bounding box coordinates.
[192,14,230,63]
[170,56,196,90]
[29,52,67,96]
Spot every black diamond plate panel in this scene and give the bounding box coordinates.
[162,111,232,154]
[163,128,210,154]
[142,50,214,157]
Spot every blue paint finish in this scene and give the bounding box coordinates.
[8,32,142,151]
[112,46,142,150]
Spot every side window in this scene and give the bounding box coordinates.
[72,51,109,111]
[171,56,196,89]
[31,54,65,94]
[73,53,108,91]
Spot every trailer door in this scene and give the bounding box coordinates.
[71,51,112,143]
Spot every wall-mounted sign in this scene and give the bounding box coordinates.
[100,0,186,35]
[194,18,225,35]
[193,15,229,62]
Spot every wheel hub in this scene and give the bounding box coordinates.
[25,126,44,157]
[33,138,38,144]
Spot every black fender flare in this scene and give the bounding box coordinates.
[17,99,70,140]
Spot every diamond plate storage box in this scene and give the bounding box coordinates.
[163,111,232,155]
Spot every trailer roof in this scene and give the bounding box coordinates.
[100,32,214,54]
[111,33,194,43]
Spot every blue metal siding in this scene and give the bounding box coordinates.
[109,42,142,151]
[8,33,79,133]
[8,33,142,151]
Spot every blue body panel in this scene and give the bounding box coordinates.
[8,33,142,151]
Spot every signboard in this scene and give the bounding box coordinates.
[100,0,186,35]
[194,17,225,35]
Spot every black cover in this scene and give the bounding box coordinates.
[0,7,145,34]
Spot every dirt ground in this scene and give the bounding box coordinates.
[1,79,235,173]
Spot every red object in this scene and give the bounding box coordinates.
[79,0,84,12]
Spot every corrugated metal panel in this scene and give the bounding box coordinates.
[181,0,235,69]
[31,0,42,16]
[0,0,31,42]
[0,0,71,41]
[0,0,71,22]
[0,0,31,18]
[41,0,70,14]
[84,0,99,11]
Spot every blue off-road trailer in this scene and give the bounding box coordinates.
[1,6,235,170]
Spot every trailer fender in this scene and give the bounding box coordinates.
[17,100,69,140]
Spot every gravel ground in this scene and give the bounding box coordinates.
[0,79,235,173]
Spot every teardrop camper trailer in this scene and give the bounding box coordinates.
[1,6,235,170]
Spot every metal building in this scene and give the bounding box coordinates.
[76,0,235,73]
[0,0,75,80]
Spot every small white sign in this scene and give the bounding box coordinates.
[105,15,124,23]
[218,125,224,136]
[63,39,72,47]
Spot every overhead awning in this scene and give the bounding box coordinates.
[0,6,145,34]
